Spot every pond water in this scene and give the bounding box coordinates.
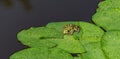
[0,0,101,59]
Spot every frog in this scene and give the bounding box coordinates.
[63,24,80,35]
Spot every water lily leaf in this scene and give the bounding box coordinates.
[10,47,49,59]
[81,42,106,59]
[98,0,120,10]
[92,0,120,31]
[102,31,120,59]
[79,22,104,43]
[78,22,106,59]
[10,47,73,59]
[49,35,85,53]
[49,48,73,59]
[17,27,63,47]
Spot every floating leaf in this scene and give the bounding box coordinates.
[92,0,120,31]
[102,31,120,59]
[10,47,73,59]
[17,27,63,47]
[49,35,86,53]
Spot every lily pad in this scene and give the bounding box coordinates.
[49,35,86,53]
[17,27,63,47]
[78,22,106,59]
[10,47,73,59]
[92,0,120,31]
[98,0,120,10]
[79,22,104,43]
[10,47,49,59]
[102,31,120,59]
[81,42,106,59]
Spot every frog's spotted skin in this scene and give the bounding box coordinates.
[63,24,80,35]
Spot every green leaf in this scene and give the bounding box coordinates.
[49,48,73,59]
[10,47,49,59]
[17,27,63,47]
[81,42,106,59]
[10,47,73,59]
[14,21,105,59]
[98,0,120,10]
[79,22,104,43]
[48,35,86,53]
[92,0,120,31]
[102,31,120,59]
[47,21,104,43]
[78,22,106,59]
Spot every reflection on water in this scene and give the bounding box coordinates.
[20,0,32,11]
[2,0,32,11]
[4,0,13,7]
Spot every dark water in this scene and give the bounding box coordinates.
[0,0,101,59]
